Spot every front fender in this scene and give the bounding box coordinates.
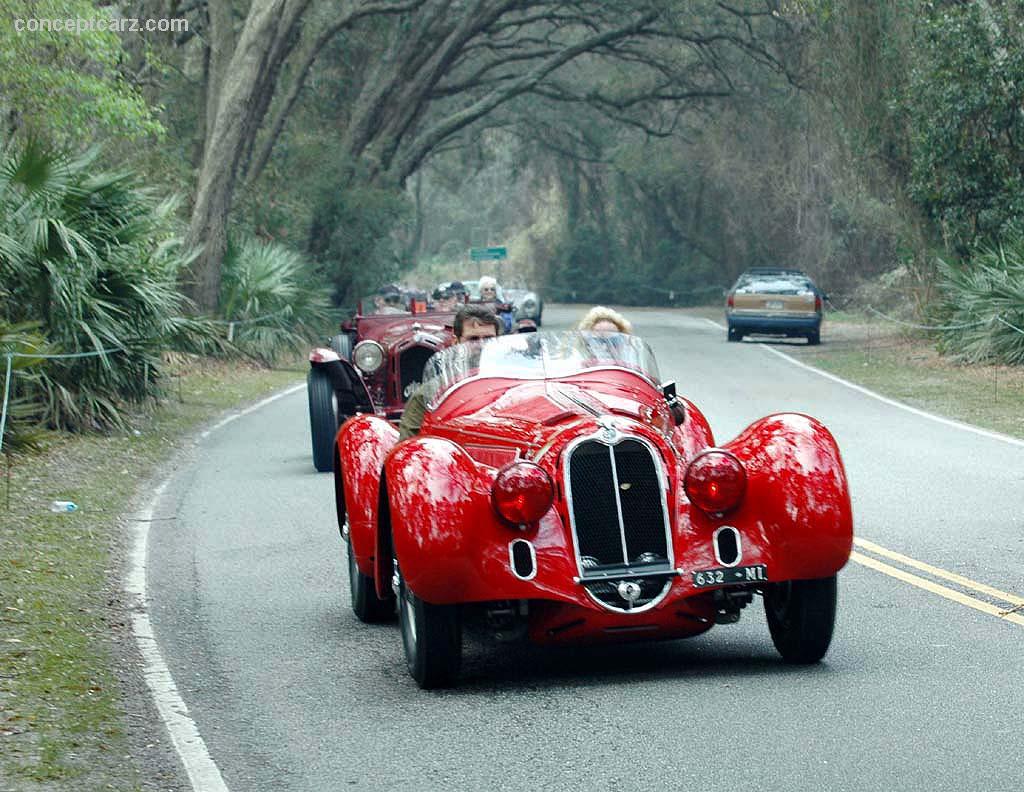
[336,415,398,577]
[384,438,489,601]
[680,413,852,581]
[675,413,851,581]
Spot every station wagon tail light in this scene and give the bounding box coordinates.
[726,294,734,308]
[492,462,554,526]
[684,450,746,514]
[815,294,822,312]
[353,340,384,373]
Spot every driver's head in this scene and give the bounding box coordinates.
[478,275,498,300]
[378,283,403,306]
[454,304,501,341]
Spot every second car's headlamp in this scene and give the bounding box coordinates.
[353,340,384,373]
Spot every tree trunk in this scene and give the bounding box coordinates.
[183,0,307,311]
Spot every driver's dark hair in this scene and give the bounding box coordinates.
[454,304,501,338]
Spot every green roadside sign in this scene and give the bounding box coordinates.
[469,246,507,261]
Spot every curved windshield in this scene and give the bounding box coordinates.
[421,331,660,408]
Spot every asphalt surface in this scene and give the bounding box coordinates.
[148,304,1024,791]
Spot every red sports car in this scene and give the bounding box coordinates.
[334,331,853,688]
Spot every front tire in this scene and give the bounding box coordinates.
[348,537,394,623]
[764,575,837,664]
[727,325,743,342]
[398,570,462,689]
[308,368,336,473]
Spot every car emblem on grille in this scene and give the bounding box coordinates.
[617,580,642,606]
[619,482,632,491]
[596,415,618,443]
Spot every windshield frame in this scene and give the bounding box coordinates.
[420,330,661,411]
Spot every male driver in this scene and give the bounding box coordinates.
[373,284,405,314]
[398,304,500,440]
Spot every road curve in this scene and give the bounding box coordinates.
[147,304,1024,792]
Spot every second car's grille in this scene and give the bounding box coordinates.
[567,438,669,572]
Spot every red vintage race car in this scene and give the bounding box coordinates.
[307,296,455,472]
[334,331,853,688]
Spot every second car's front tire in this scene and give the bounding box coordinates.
[763,575,837,664]
[307,368,336,473]
[398,570,462,689]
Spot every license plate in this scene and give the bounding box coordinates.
[692,565,767,588]
[764,300,784,310]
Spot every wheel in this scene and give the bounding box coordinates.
[347,536,394,623]
[764,575,837,664]
[727,326,743,342]
[307,368,336,473]
[398,568,462,689]
[807,330,821,345]
[330,333,352,360]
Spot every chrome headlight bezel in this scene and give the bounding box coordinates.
[353,340,385,373]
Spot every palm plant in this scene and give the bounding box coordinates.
[220,236,334,365]
[937,236,1024,365]
[0,321,48,454]
[0,141,212,429]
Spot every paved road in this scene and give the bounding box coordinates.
[149,305,1024,791]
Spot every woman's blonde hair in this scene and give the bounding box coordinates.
[577,305,633,334]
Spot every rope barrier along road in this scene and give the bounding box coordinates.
[0,346,125,456]
[210,308,291,342]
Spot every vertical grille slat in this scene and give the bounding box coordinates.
[567,437,670,576]
[614,440,668,563]
[567,442,622,565]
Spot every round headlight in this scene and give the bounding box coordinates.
[684,450,746,514]
[522,298,536,311]
[353,340,384,373]
[492,462,554,526]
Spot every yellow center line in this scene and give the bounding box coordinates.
[854,537,1024,607]
[850,551,1024,627]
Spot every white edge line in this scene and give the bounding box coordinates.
[699,317,1024,449]
[126,382,304,791]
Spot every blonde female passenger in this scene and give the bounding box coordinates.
[577,306,634,336]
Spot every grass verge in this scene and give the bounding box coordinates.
[1,358,304,791]
[685,306,1024,440]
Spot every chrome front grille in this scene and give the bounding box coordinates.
[566,437,671,573]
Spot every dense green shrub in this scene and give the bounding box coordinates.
[0,142,212,429]
[937,236,1024,366]
[220,236,334,364]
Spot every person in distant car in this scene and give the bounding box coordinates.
[398,304,501,440]
[373,284,406,314]
[479,275,500,301]
[577,305,634,335]
[432,286,458,312]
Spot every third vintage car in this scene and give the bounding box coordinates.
[333,331,853,688]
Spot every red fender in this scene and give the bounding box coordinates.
[383,437,489,601]
[678,413,852,582]
[335,415,398,581]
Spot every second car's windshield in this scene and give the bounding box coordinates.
[421,331,660,408]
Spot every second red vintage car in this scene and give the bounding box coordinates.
[333,331,853,687]
[307,296,455,472]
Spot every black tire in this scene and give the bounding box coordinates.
[308,368,336,473]
[764,575,837,664]
[727,326,743,342]
[398,570,462,689]
[330,333,352,360]
[807,330,821,346]
[347,537,394,623]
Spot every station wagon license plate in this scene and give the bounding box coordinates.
[764,300,784,310]
[692,565,767,587]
